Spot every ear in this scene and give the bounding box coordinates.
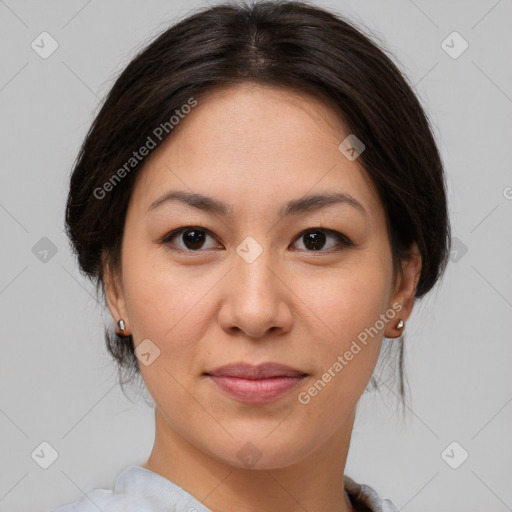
[385,242,422,339]
[101,250,130,332]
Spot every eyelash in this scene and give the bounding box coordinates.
[160,226,354,255]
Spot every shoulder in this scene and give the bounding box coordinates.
[48,466,158,512]
[48,465,211,512]
[48,489,153,512]
[344,475,399,512]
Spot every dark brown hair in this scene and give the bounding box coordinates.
[65,0,450,407]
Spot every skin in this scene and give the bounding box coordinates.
[103,83,422,512]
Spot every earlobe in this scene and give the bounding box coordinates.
[386,315,406,339]
[385,243,422,339]
[116,318,130,337]
[101,250,129,333]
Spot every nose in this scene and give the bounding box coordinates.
[217,244,293,339]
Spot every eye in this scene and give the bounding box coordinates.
[291,228,354,252]
[161,226,222,253]
[160,226,353,254]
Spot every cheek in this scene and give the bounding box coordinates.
[125,272,210,353]
[295,253,393,395]
[303,259,392,344]
[121,238,210,351]
[121,251,211,411]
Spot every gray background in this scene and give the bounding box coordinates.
[1,0,511,511]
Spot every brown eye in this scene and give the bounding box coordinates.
[292,229,353,252]
[162,227,221,252]
[161,226,353,255]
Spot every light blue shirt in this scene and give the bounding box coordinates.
[50,465,399,512]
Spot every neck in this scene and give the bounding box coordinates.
[143,407,356,512]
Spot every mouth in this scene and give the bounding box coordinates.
[203,362,308,404]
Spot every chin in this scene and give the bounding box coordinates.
[201,432,317,471]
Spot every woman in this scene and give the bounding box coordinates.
[53,1,450,510]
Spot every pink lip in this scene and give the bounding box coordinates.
[204,363,307,404]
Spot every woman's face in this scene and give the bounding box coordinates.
[105,83,417,469]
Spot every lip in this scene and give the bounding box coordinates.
[204,363,307,404]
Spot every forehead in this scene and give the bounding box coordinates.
[129,83,382,221]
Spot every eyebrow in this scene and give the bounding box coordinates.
[146,190,367,217]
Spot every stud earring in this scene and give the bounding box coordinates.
[117,319,129,336]
[396,319,405,330]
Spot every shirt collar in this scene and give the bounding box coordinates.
[115,465,392,512]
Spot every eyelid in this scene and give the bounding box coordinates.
[293,227,354,248]
[160,226,354,253]
[160,226,221,252]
